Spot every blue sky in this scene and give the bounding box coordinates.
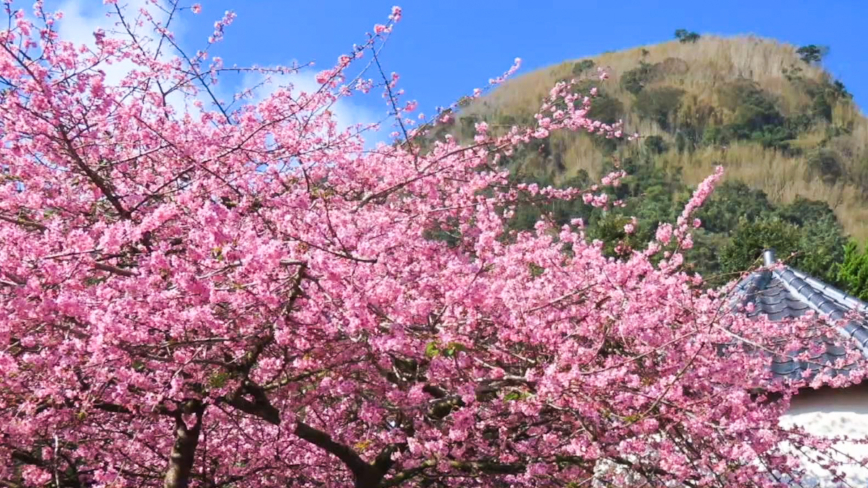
[183,1,868,111]
[50,1,868,136]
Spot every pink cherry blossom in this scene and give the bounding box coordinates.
[390,6,403,21]
[0,3,864,488]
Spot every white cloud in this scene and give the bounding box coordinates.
[45,1,387,146]
[237,69,387,146]
[51,0,192,114]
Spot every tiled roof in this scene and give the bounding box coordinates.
[730,250,868,380]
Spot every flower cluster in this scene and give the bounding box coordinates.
[0,3,864,488]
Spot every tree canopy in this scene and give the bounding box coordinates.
[1,3,865,488]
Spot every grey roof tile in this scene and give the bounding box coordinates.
[729,251,868,382]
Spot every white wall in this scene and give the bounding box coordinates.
[780,384,868,486]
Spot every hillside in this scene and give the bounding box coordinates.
[458,35,868,242]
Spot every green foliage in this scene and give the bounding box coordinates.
[832,80,851,99]
[496,113,518,127]
[586,93,625,125]
[775,196,837,226]
[727,88,784,135]
[633,87,685,131]
[684,229,731,284]
[674,132,687,153]
[837,242,868,301]
[701,79,823,150]
[719,212,846,285]
[459,114,479,139]
[694,181,773,234]
[587,212,642,257]
[473,136,853,295]
[806,149,844,184]
[583,157,689,257]
[208,372,230,389]
[796,44,829,64]
[423,217,461,247]
[561,85,625,153]
[792,216,847,285]
[503,390,531,402]
[782,63,804,82]
[712,80,797,148]
[443,342,467,357]
[701,125,728,146]
[811,91,834,122]
[792,77,851,123]
[720,218,801,273]
[620,61,654,95]
[620,58,690,97]
[572,59,596,76]
[644,135,668,154]
[675,29,701,44]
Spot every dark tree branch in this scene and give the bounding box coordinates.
[61,132,131,220]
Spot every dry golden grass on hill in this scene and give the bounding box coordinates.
[463,36,868,241]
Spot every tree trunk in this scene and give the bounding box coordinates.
[355,471,384,488]
[164,402,204,488]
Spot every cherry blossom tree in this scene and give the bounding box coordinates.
[1,2,865,487]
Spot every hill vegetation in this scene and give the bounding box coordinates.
[439,34,868,288]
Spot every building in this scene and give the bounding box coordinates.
[730,249,868,485]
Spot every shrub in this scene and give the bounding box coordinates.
[572,59,596,76]
[720,218,801,273]
[694,181,773,234]
[634,86,685,131]
[644,135,668,154]
[702,125,729,146]
[716,80,791,146]
[775,196,837,226]
[684,229,731,284]
[653,57,690,77]
[729,92,784,135]
[806,149,844,184]
[459,114,479,139]
[837,241,868,301]
[719,213,846,285]
[586,93,624,124]
[675,132,687,152]
[794,215,847,285]
[620,61,654,95]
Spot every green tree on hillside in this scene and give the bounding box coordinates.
[675,29,701,43]
[694,181,772,234]
[837,242,868,301]
[719,215,845,284]
[633,87,685,131]
[620,61,654,95]
[720,218,801,273]
[796,44,829,64]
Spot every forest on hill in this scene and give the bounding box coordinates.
[429,33,868,296]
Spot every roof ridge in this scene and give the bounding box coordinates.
[785,266,868,314]
[774,266,868,357]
